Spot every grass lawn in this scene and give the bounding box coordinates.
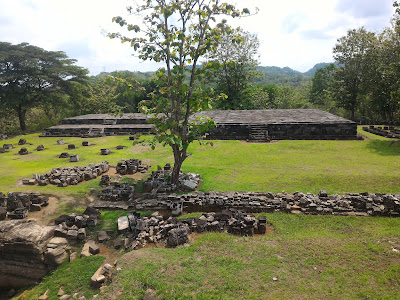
[99,214,400,300]
[2,128,399,299]
[1,128,399,195]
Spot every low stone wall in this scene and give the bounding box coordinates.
[362,125,400,139]
[95,191,400,217]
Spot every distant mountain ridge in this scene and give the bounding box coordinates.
[258,62,334,77]
[256,62,335,86]
[94,63,335,86]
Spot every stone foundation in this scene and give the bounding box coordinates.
[41,109,357,140]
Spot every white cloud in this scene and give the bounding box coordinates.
[0,0,396,74]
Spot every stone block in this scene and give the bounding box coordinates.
[18,148,28,155]
[89,243,100,255]
[68,144,76,149]
[59,152,69,158]
[101,148,111,155]
[118,216,129,233]
[70,155,79,162]
[57,139,65,145]
[18,139,26,145]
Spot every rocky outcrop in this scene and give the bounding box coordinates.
[0,219,59,288]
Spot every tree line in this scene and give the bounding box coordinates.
[1,9,400,136]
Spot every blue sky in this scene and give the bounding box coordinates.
[0,0,396,75]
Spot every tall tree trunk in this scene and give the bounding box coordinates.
[171,145,186,186]
[16,105,27,131]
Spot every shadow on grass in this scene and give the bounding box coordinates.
[366,139,400,156]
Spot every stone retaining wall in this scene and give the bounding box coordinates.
[95,191,400,217]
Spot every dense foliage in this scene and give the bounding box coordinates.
[0,42,88,131]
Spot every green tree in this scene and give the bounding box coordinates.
[365,23,400,121]
[110,0,251,184]
[310,63,336,108]
[208,27,260,109]
[332,28,377,120]
[0,42,88,131]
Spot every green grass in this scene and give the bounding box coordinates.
[20,255,105,300]
[100,214,400,300]
[4,130,400,299]
[1,130,400,196]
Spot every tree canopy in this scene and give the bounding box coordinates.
[208,27,260,110]
[110,0,251,184]
[0,42,88,131]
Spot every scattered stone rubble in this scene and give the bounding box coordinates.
[36,144,45,151]
[99,183,134,202]
[113,210,268,251]
[54,206,101,244]
[0,219,68,288]
[115,158,149,175]
[143,164,200,193]
[18,138,26,145]
[91,263,114,288]
[22,161,110,187]
[0,192,49,220]
[3,144,13,149]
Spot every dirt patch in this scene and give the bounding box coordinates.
[102,166,148,181]
[28,196,59,225]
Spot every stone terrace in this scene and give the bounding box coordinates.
[41,109,357,140]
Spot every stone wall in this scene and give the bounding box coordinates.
[95,191,400,217]
[206,123,357,140]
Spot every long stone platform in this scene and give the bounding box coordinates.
[40,109,357,140]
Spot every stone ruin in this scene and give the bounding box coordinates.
[142,164,200,193]
[115,158,150,175]
[0,219,69,288]
[53,206,101,244]
[113,209,268,251]
[99,183,134,202]
[18,147,28,155]
[41,110,358,141]
[101,148,111,155]
[59,152,69,158]
[93,190,400,218]
[22,161,110,187]
[0,192,49,220]
[362,125,400,139]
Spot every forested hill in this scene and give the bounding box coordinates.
[94,63,334,86]
[256,62,333,86]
